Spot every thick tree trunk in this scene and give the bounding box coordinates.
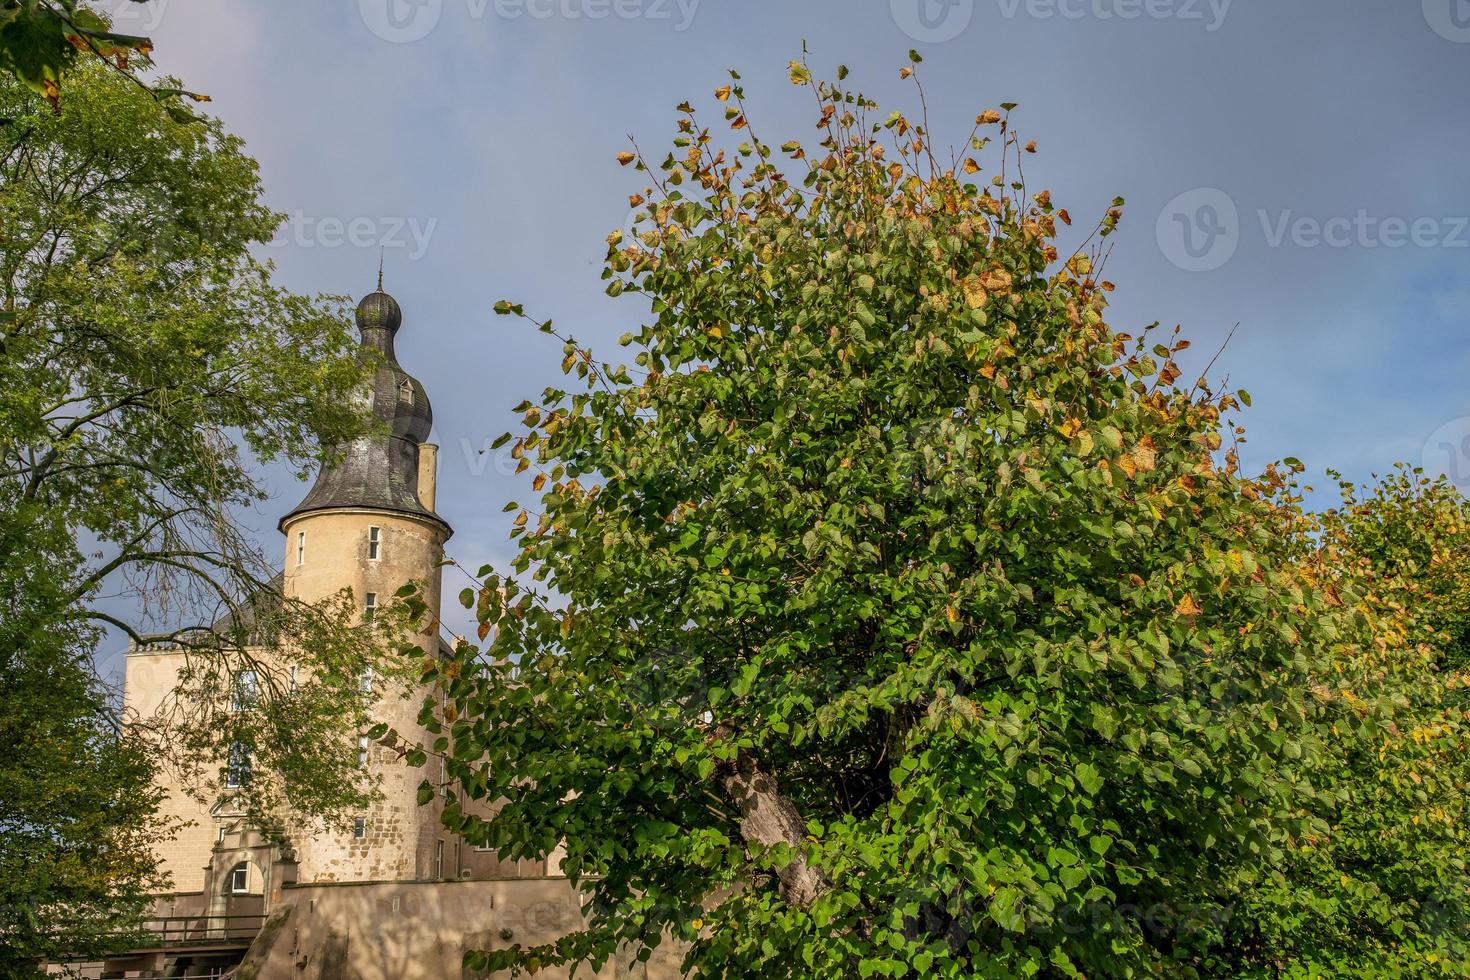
[723,756,832,908]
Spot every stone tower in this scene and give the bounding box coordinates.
[279,282,452,883]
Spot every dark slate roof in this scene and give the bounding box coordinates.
[280,289,451,537]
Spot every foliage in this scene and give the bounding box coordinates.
[0,1,205,118]
[430,58,1393,977]
[0,603,167,975]
[0,60,396,858]
[1219,468,1470,977]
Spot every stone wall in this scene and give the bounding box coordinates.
[238,878,687,980]
[122,648,219,893]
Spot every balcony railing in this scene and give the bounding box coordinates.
[134,913,265,947]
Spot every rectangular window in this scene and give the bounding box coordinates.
[353,818,367,840]
[217,825,228,845]
[225,742,251,789]
[358,666,374,695]
[363,592,377,622]
[296,531,305,566]
[357,735,370,768]
[367,526,381,560]
[435,840,444,880]
[228,863,249,894]
[231,670,258,712]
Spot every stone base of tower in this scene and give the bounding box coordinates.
[233,878,688,980]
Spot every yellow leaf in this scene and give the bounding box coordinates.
[946,606,959,623]
[1175,593,1202,617]
[714,85,731,101]
[962,277,988,309]
[513,511,528,528]
[532,473,547,492]
[976,109,1002,125]
[616,151,636,166]
[963,158,980,174]
[1131,438,1157,474]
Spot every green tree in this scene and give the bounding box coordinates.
[0,614,167,976]
[0,59,404,959]
[434,60,1371,977]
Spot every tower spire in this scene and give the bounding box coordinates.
[377,247,385,292]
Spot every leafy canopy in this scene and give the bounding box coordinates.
[432,58,1391,978]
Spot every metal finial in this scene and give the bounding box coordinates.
[376,247,384,292]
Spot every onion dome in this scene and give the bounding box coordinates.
[280,284,449,536]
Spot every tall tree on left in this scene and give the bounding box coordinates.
[0,60,380,969]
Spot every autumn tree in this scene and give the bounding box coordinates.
[1218,467,1470,975]
[428,58,1388,977]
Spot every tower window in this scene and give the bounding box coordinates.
[367,526,381,560]
[353,818,367,840]
[296,531,306,566]
[227,863,249,894]
[358,666,375,695]
[357,735,370,768]
[398,379,414,405]
[363,592,377,622]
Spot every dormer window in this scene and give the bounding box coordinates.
[398,379,414,405]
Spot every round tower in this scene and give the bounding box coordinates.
[280,283,451,883]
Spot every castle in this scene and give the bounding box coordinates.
[106,285,683,979]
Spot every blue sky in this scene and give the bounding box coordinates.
[89,0,1470,667]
